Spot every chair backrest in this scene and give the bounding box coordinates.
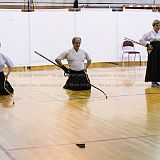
[123,40,134,47]
[122,40,135,52]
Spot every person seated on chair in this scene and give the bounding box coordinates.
[139,19,160,88]
[0,44,14,95]
[55,37,91,90]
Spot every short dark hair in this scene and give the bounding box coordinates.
[152,20,160,27]
[72,37,81,44]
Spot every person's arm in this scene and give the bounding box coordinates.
[139,31,156,47]
[84,51,91,72]
[85,60,91,71]
[55,58,63,67]
[55,52,69,73]
[139,32,153,53]
[139,33,149,47]
[2,54,14,79]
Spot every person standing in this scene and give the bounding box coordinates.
[55,37,91,90]
[139,19,160,87]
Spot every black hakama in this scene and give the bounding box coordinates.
[63,69,91,90]
[145,41,160,82]
[0,72,14,95]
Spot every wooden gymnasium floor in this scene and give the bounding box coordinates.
[1,64,160,160]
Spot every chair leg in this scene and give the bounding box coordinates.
[122,53,124,66]
[134,54,136,65]
[139,53,141,66]
[128,54,129,66]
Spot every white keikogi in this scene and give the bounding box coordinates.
[57,48,91,71]
[0,53,14,72]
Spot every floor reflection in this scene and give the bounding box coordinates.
[64,89,92,141]
[0,95,14,108]
[64,89,91,108]
[145,88,160,133]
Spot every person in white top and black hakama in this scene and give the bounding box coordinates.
[139,20,160,87]
[55,37,91,90]
[0,46,14,95]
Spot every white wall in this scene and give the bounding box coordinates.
[0,11,30,66]
[75,10,117,62]
[29,10,75,65]
[0,9,159,66]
